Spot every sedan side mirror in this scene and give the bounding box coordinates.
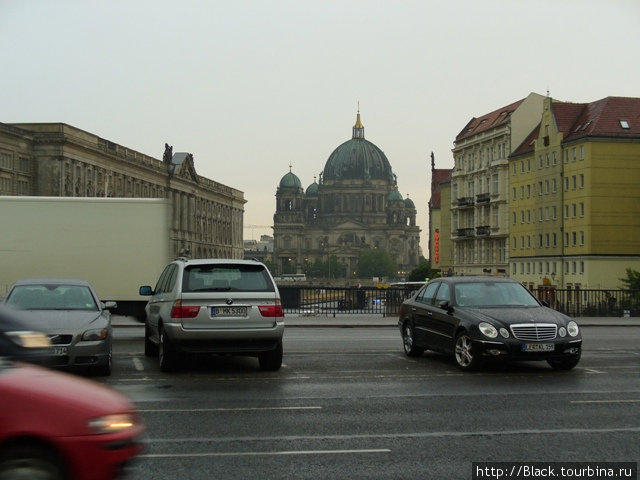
[103,301,117,311]
[439,300,454,314]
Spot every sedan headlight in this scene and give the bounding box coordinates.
[82,328,110,341]
[6,331,51,348]
[567,321,580,337]
[479,322,498,338]
[88,413,138,434]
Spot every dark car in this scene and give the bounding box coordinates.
[0,303,51,363]
[398,277,582,371]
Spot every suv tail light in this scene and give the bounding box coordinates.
[170,300,201,319]
[258,300,284,318]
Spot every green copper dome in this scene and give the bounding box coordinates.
[306,181,319,196]
[322,112,394,182]
[387,189,404,202]
[404,197,415,208]
[279,170,302,188]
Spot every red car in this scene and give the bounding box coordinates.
[0,359,145,480]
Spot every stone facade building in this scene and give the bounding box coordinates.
[0,122,245,258]
[273,112,421,278]
[450,92,545,275]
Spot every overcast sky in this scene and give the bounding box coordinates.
[2,0,639,250]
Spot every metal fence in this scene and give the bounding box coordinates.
[278,285,422,316]
[532,288,640,317]
[278,285,640,317]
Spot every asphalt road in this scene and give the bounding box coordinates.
[102,326,640,480]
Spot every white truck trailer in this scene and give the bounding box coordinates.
[0,196,171,319]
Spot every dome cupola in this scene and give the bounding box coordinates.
[322,110,394,182]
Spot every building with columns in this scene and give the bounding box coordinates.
[0,122,245,259]
[273,111,421,278]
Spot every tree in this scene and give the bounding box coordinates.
[407,258,439,282]
[620,268,640,290]
[356,249,396,279]
[304,255,342,279]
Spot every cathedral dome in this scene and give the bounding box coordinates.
[387,189,404,203]
[404,197,415,208]
[279,169,302,188]
[322,112,394,182]
[306,180,319,196]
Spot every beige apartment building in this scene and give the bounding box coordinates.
[450,92,545,275]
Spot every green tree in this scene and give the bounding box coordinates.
[408,258,439,282]
[356,249,396,279]
[620,268,640,290]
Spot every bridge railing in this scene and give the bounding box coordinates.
[277,285,640,317]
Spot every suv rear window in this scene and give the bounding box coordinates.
[182,264,275,293]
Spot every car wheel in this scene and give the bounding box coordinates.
[454,331,480,371]
[258,341,283,371]
[547,355,580,371]
[158,327,179,372]
[402,322,424,357]
[0,443,66,480]
[145,325,159,357]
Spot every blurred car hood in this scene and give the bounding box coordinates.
[461,306,568,326]
[0,360,132,414]
[13,310,108,332]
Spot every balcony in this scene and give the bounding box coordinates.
[476,193,490,204]
[476,225,491,236]
[456,197,475,208]
[456,227,475,238]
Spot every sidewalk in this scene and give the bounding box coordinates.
[111,314,640,329]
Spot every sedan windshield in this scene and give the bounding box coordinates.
[454,282,540,307]
[5,285,98,311]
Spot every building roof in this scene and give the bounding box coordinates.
[429,168,452,209]
[563,96,640,141]
[512,96,640,156]
[455,98,525,143]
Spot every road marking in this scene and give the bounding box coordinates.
[141,448,390,458]
[571,399,640,404]
[147,426,640,444]
[137,406,322,413]
[132,357,144,372]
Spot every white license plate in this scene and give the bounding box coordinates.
[522,343,554,352]
[211,306,247,317]
[52,347,68,356]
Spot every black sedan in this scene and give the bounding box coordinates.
[398,277,582,371]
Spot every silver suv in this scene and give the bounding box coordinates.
[139,258,285,372]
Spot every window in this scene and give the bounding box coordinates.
[552,206,557,219]
[580,261,585,274]
[579,146,585,160]
[564,205,569,218]
[512,187,516,200]
[492,174,499,194]
[572,204,577,217]
[512,212,516,225]
[572,232,577,246]
[620,120,630,129]
[580,203,584,217]
[572,148,576,161]
[552,178,557,193]
[552,151,557,165]
[580,231,585,245]
[553,233,557,247]
[580,174,584,188]
[572,176,577,189]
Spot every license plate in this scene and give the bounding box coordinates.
[211,306,247,317]
[522,343,554,352]
[52,346,68,356]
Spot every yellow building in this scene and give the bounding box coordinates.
[509,96,640,290]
